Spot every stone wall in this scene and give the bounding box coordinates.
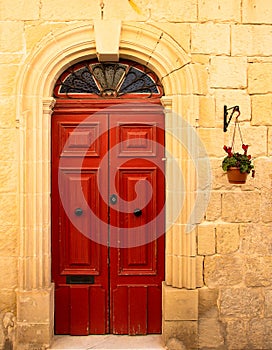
[0,0,272,349]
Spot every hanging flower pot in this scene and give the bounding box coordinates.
[227,167,248,184]
[222,145,254,184]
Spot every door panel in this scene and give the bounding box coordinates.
[52,104,164,335]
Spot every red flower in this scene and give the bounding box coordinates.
[242,144,249,155]
[223,145,233,157]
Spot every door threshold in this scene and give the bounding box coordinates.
[48,334,166,350]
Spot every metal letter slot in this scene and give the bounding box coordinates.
[74,208,83,216]
[66,275,94,284]
[134,208,142,217]
[110,194,117,205]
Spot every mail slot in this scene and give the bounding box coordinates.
[66,275,94,284]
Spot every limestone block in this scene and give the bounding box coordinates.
[261,190,272,223]
[245,256,272,287]
[163,284,198,321]
[252,94,272,126]
[198,128,224,157]
[248,318,272,349]
[25,22,69,52]
[0,129,17,161]
[241,125,266,157]
[199,0,241,22]
[204,254,243,287]
[0,0,39,20]
[0,161,17,194]
[0,290,16,312]
[150,0,198,22]
[240,223,272,255]
[0,194,18,226]
[94,20,121,61]
[40,0,101,20]
[232,25,272,56]
[205,191,221,221]
[157,23,191,53]
[264,289,272,317]
[0,225,18,256]
[210,56,247,89]
[198,287,219,318]
[0,257,17,289]
[226,319,249,350]
[269,128,272,156]
[196,255,204,288]
[0,53,23,65]
[162,320,198,349]
[242,0,272,24]
[0,65,19,96]
[191,54,210,65]
[216,224,240,254]
[248,63,272,94]
[17,288,54,323]
[16,323,52,347]
[192,23,230,55]
[199,317,224,348]
[0,97,17,128]
[0,21,24,52]
[220,288,263,317]
[197,223,215,255]
[198,96,216,128]
[222,192,260,223]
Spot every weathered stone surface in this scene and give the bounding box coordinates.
[261,190,272,223]
[150,0,198,22]
[199,0,241,22]
[198,96,216,128]
[240,224,272,255]
[163,320,198,349]
[164,285,198,321]
[232,25,272,56]
[0,65,19,96]
[269,128,272,156]
[166,338,186,350]
[0,257,17,289]
[0,21,24,52]
[248,318,272,349]
[242,0,272,24]
[225,319,249,350]
[0,225,18,256]
[216,224,240,254]
[222,192,260,223]
[0,194,18,226]
[0,161,17,194]
[205,191,222,221]
[248,63,272,94]
[204,254,243,287]
[0,0,39,20]
[197,223,215,255]
[157,23,191,53]
[199,317,224,348]
[192,23,230,54]
[252,94,272,126]
[198,128,225,157]
[245,256,272,287]
[210,56,247,89]
[220,288,263,317]
[0,290,16,312]
[198,287,219,318]
[196,255,204,288]
[264,289,272,317]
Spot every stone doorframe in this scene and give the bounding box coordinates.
[16,22,203,349]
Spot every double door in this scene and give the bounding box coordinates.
[51,102,165,335]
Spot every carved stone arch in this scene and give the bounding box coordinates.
[16,22,201,348]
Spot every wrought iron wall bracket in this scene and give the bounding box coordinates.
[224,105,240,132]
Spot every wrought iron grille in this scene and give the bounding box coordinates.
[54,60,164,98]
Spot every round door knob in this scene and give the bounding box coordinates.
[74,208,83,216]
[134,208,142,217]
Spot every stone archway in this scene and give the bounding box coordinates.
[16,22,202,348]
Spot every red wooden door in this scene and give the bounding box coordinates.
[51,101,165,335]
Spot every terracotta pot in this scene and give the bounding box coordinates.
[227,167,248,184]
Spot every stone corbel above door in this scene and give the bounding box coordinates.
[94,19,121,61]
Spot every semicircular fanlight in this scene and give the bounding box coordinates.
[54,60,164,98]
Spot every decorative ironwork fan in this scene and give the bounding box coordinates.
[54,60,164,99]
